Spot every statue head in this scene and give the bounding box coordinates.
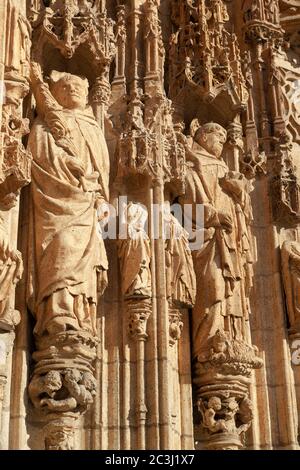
[44,370,62,395]
[49,71,89,110]
[208,396,222,411]
[126,203,148,233]
[81,372,97,394]
[194,122,227,159]
[64,368,82,383]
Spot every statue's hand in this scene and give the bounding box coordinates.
[220,172,246,196]
[218,211,233,232]
[65,156,85,178]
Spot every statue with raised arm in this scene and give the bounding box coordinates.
[180,121,254,360]
[27,63,110,337]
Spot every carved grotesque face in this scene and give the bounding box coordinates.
[51,75,88,110]
[81,372,97,392]
[44,371,62,394]
[208,397,222,411]
[195,124,227,159]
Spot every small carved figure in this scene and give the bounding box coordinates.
[198,397,228,433]
[118,203,151,298]
[0,215,23,331]
[29,370,63,409]
[29,368,97,412]
[163,202,196,308]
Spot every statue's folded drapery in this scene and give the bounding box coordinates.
[27,108,109,336]
[180,148,254,357]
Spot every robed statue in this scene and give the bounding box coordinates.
[180,122,254,359]
[27,64,110,337]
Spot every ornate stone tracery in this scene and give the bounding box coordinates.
[0,0,299,452]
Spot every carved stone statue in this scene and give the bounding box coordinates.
[27,64,110,337]
[5,0,31,80]
[118,203,151,299]
[29,368,96,413]
[197,394,253,439]
[0,214,23,331]
[281,240,300,334]
[163,202,196,308]
[180,122,254,359]
[198,396,227,433]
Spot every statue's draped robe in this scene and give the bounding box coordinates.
[282,241,300,332]
[180,145,253,358]
[118,231,151,298]
[27,108,109,336]
[165,217,196,308]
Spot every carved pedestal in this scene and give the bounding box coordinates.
[29,331,97,450]
[194,332,263,450]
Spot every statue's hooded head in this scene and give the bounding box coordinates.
[193,122,227,159]
[49,71,89,110]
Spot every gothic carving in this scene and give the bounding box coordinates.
[116,2,185,193]
[0,221,23,331]
[1,0,300,453]
[27,64,110,448]
[115,5,126,73]
[195,329,263,377]
[243,0,283,43]
[30,0,115,66]
[118,202,152,449]
[164,203,196,309]
[118,203,151,300]
[163,202,196,345]
[0,1,32,332]
[43,418,77,451]
[282,240,300,336]
[118,203,152,339]
[272,133,300,226]
[179,121,261,449]
[169,0,248,109]
[29,368,96,412]
[2,0,32,199]
[180,122,256,356]
[197,394,253,449]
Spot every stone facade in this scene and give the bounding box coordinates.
[0,0,299,450]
